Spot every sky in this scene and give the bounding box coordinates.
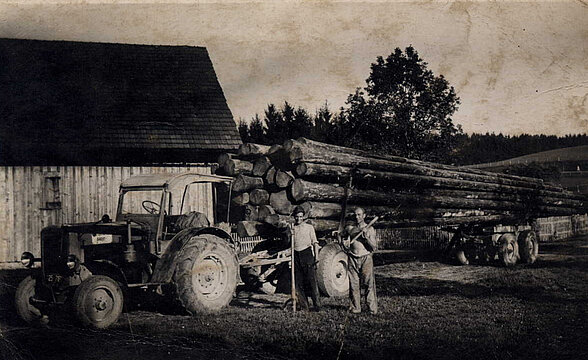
[0,0,586,136]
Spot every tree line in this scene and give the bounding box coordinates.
[238,46,587,166]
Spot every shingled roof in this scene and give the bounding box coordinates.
[0,38,242,165]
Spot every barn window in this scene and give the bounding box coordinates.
[42,173,61,210]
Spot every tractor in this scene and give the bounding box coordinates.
[16,173,242,329]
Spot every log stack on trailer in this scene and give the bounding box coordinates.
[218,138,587,232]
[218,138,588,287]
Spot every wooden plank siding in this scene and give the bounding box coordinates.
[0,165,212,263]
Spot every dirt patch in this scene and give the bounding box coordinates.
[2,239,588,360]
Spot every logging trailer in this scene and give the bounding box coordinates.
[14,142,570,328]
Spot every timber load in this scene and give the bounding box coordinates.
[217,139,588,236]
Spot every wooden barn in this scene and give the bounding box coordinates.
[0,38,242,264]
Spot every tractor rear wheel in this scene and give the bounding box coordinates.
[73,275,124,329]
[173,234,238,314]
[15,276,44,325]
[518,230,539,264]
[498,233,519,267]
[316,242,349,297]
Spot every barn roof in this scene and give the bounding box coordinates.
[0,38,242,165]
[120,173,233,189]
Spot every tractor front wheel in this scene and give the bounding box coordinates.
[73,275,124,329]
[15,276,44,325]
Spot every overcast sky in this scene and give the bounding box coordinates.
[1,1,586,136]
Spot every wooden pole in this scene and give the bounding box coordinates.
[291,222,296,312]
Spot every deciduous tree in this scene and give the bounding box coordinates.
[339,46,462,163]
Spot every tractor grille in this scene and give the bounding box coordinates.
[41,227,67,280]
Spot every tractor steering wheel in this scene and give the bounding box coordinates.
[142,200,161,214]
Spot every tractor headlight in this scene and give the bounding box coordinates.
[20,252,35,268]
[66,254,80,271]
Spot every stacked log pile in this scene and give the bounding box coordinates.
[217,139,588,237]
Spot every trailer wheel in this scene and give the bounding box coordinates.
[482,246,497,263]
[240,265,278,294]
[498,233,519,267]
[317,242,349,297]
[15,276,44,325]
[455,245,476,265]
[173,234,238,314]
[518,230,539,264]
[73,275,124,329]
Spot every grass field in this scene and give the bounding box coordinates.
[1,239,588,360]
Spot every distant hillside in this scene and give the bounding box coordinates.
[467,145,588,194]
[468,145,588,171]
[453,133,588,166]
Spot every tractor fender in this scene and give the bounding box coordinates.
[84,260,128,285]
[151,227,235,284]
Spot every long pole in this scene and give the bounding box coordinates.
[291,223,296,312]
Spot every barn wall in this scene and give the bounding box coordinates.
[0,165,212,263]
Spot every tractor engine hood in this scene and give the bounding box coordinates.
[62,221,147,236]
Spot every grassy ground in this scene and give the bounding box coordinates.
[1,239,587,360]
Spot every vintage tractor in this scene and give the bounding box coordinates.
[16,173,241,329]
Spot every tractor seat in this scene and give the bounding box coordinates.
[166,211,210,232]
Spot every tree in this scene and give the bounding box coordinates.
[248,114,265,144]
[237,118,250,143]
[291,106,313,139]
[312,101,334,142]
[264,103,287,144]
[338,46,462,163]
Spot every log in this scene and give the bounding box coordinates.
[263,214,291,228]
[233,174,264,193]
[275,170,294,189]
[284,138,406,163]
[307,219,341,233]
[217,153,235,167]
[286,139,547,189]
[258,205,276,220]
[307,213,530,231]
[232,192,250,206]
[288,138,549,188]
[264,167,277,186]
[269,190,294,215]
[243,204,259,221]
[424,189,586,209]
[268,144,283,155]
[252,156,272,177]
[236,221,272,237]
[295,162,351,183]
[303,201,513,220]
[223,158,254,176]
[249,188,270,205]
[267,145,295,171]
[238,143,272,158]
[290,179,533,211]
[295,162,586,201]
